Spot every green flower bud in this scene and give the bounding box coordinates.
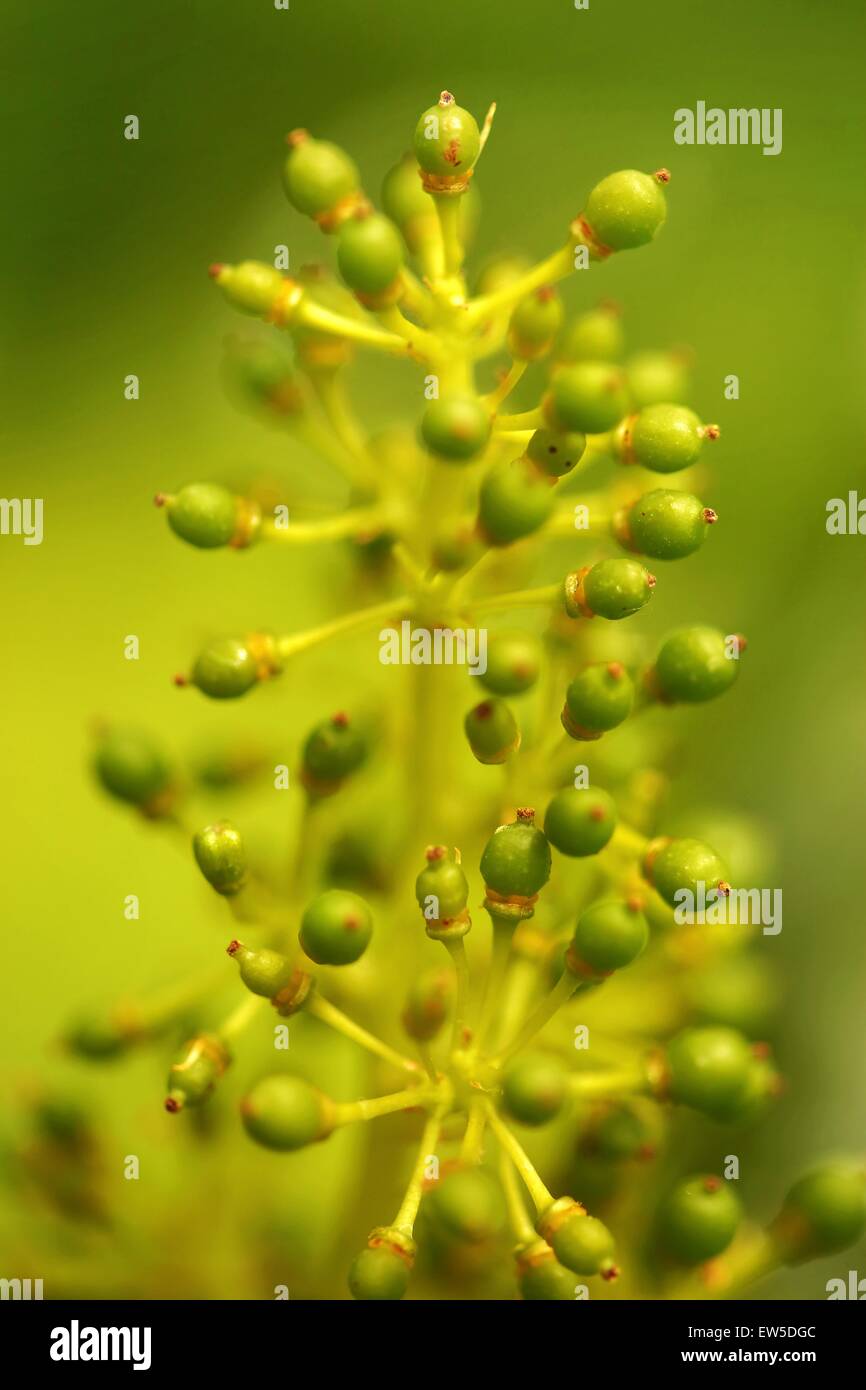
[382,152,438,251]
[348,1235,413,1301]
[192,821,247,896]
[625,403,718,473]
[569,898,648,977]
[543,786,617,858]
[625,349,690,408]
[582,168,669,253]
[301,711,368,795]
[223,336,305,417]
[615,489,717,560]
[582,1101,654,1162]
[650,626,744,704]
[415,845,470,924]
[507,287,564,360]
[662,1026,754,1120]
[501,1052,567,1126]
[33,1095,91,1148]
[524,428,587,479]
[65,1011,138,1061]
[708,1048,780,1124]
[771,1163,866,1263]
[282,129,361,222]
[336,209,405,304]
[480,808,552,909]
[428,1167,506,1243]
[643,836,729,907]
[420,394,491,463]
[478,630,542,696]
[413,92,481,185]
[188,636,262,700]
[545,362,629,435]
[565,558,656,621]
[430,519,484,572]
[477,455,556,546]
[226,941,295,998]
[299,889,373,965]
[93,726,173,812]
[240,1073,335,1151]
[165,1034,230,1113]
[158,483,258,550]
[402,966,453,1041]
[516,1243,581,1300]
[660,1175,742,1264]
[538,1199,618,1278]
[464,697,521,765]
[562,661,634,739]
[558,302,624,363]
[210,260,287,317]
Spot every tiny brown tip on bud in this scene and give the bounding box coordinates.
[598,297,622,317]
[607,661,625,679]
[286,128,308,147]
[703,423,721,441]
[426,845,447,862]
[717,880,731,897]
[646,572,658,588]
[226,940,242,956]
[153,492,168,508]
[703,507,718,524]
[752,1040,772,1060]
[330,711,349,727]
[164,1097,182,1114]
[734,634,748,653]
[516,806,535,821]
[536,285,555,302]
[589,805,606,822]
[475,701,494,720]
[207,263,224,279]
[173,674,188,688]
[703,1175,721,1192]
[653,168,671,184]
[601,1262,621,1282]
[626,894,645,912]
[439,91,455,106]
[343,914,360,931]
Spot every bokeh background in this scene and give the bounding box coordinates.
[2,0,865,1298]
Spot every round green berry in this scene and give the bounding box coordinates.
[165,1035,229,1113]
[507,287,564,360]
[348,1245,410,1301]
[586,1102,652,1161]
[478,455,555,546]
[190,637,259,700]
[162,483,239,549]
[620,489,716,560]
[571,898,648,975]
[415,846,470,923]
[382,153,437,253]
[563,662,634,738]
[224,336,305,416]
[299,889,373,966]
[525,428,587,479]
[192,821,247,896]
[420,394,491,462]
[502,1052,567,1126]
[518,1247,580,1300]
[542,1205,617,1277]
[581,557,656,620]
[336,210,404,300]
[478,630,542,696]
[480,810,552,900]
[413,92,480,180]
[546,362,629,435]
[558,303,624,363]
[282,130,360,219]
[772,1163,866,1263]
[664,1026,753,1120]
[402,967,453,1041]
[465,697,520,765]
[226,941,295,998]
[652,626,743,703]
[661,1175,742,1264]
[644,836,729,906]
[240,1074,334,1151]
[301,712,368,792]
[544,787,617,858]
[583,168,669,252]
[93,727,172,809]
[626,350,690,408]
[628,403,714,473]
[428,1168,506,1243]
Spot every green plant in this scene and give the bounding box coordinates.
[63,89,865,1303]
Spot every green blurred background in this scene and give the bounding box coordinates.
[2,0,865,1298]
